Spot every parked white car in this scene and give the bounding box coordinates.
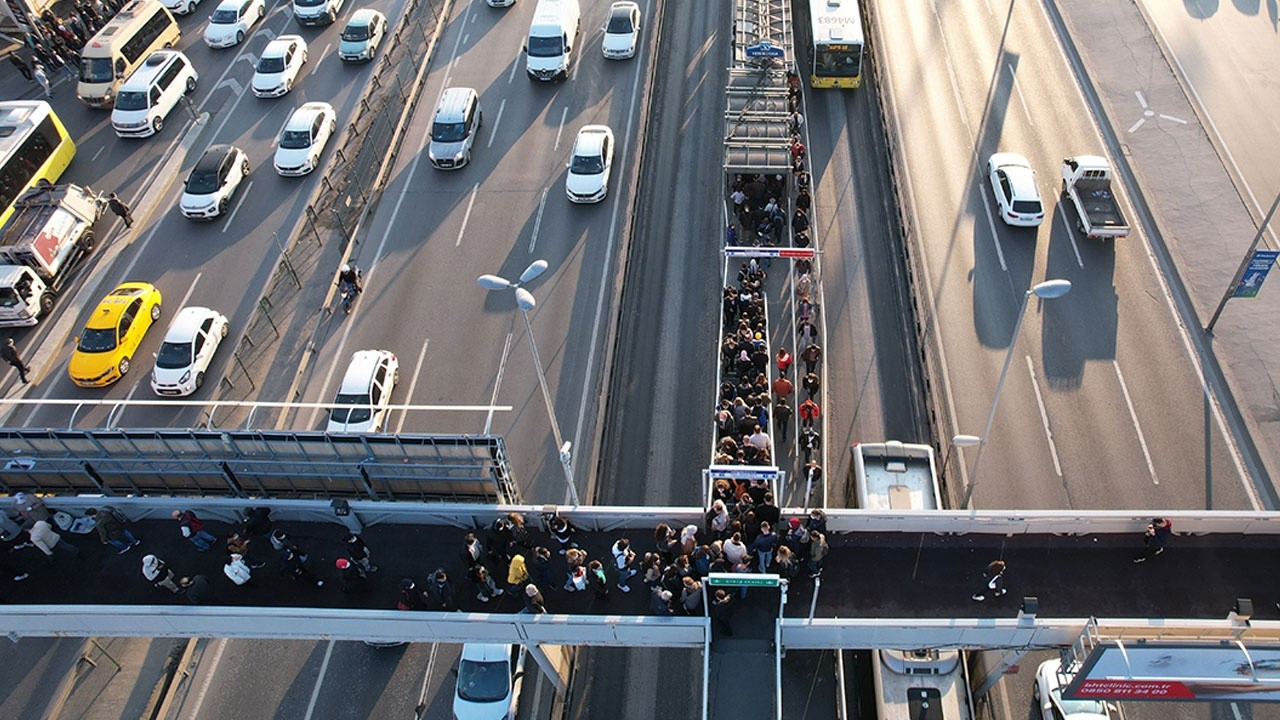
[453,644,524,720]
[326,350,399,433]
[601,1,641,59]
[275,102,337,177]
[565,125,614,203]
[987,152,1044,227]
[252,36,308,98]
[151,307,230,396]
[204,0,266,48]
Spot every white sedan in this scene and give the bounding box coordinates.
[1034,659,1116,720]
[601,1,641,60]
[565,125,614,204]
[151,307,229,396]
[252,36,308,98]
[987,152,1045,227]
[204,0,265,48]
[180,144,250,220]
[162,0,201,15]
[274,102,337,176]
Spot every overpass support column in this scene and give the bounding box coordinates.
[527,643,569,693]
[971,597,1038,697]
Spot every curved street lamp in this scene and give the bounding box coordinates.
[478,260,581,506]
[960,279,1071,509]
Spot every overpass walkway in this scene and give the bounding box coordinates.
[3,499,1279,644]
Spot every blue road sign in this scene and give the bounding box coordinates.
[745,41,785,59]
[1233,250,1279,298]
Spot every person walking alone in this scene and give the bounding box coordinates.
[172,509,216,551]
[1133,517,1172,563]
[108,193,134,229]
[32,62,51,98]
[2,338,30,383]
[971,560,1007,601]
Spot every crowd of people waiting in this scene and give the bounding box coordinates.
[5,0,130,95]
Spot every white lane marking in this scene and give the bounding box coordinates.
[1055,205,1085,269]
[394,338,430,434]
[221,181,252,233]
[1025,355,1063,477]
[414,643,441,720]
[484,332,514,434]
[487,98,505,148]
[507,53,520,84]
[455,183,479,247]
[1006,63,1034,126]
[976,189,1008,271]
[569,12,650,504]
[528,189,548,252]
[1112,359,1159,486]
[554,106,568,152]
[91,146,104,162]
[323,42,331,58]
[302,639,336,720]
[181,637,227,720]
[1035,0,1256,507]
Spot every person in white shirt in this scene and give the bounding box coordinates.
[30,519,77,561]
[224,553,252,586]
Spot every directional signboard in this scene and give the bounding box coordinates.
[1232,250,1279,298]
[706,572,781,588]
[745,40,785,59]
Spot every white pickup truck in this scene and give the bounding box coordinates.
[1061,156,1130,240]
[0,183,104,326]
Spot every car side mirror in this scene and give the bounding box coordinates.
[152,352,157,358]
[565,162,571,169]
[565,45,572,53]
[522,45,528,53]
[449,668,458,676]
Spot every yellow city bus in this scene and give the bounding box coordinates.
[0,101,76,229]
[77,0,181,108]
[806,0,865,88]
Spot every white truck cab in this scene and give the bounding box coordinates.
[524,0,580,81]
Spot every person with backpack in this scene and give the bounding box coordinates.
[1133,517,1173,563]
[86,507,140,553]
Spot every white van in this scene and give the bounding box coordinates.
[77,0,181,108]
[524,0,580,81]
[428,87,482,170]
[111,50,197,138]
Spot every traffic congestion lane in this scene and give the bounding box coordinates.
[286,0,652,504]
[874,0,1249,510]
[6,0,410,431]
[169,639,458,720]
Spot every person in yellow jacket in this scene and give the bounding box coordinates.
[507,553,529,588]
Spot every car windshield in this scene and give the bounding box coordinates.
[155,341,193,369]
[186,167,221,195]
[80,57,112,83]
[77,327,118,353]
[457,659,510,703]
[0,288,19,308]
[210,8,239,22]
[570,152,603,175]
[114,90,148,111]
[1052,688,1107,717]
[330,393,372,425]
[527,35,564,58]
[342,24,369,41]
[295,0,323,5]
[258,56,286,73]
[279,129,313,149]
[606,12,634,34]
[431,122,466,143]
[1012,199,1042,214]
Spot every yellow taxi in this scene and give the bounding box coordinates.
[68,282,163,388]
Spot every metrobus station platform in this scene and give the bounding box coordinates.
[4,499,1280,650]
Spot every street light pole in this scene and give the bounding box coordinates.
[478,261,581,506]
[960,280,1071,509]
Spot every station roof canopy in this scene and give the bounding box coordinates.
[724,69,792,175]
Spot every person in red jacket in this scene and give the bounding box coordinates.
[798,398,821,427]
